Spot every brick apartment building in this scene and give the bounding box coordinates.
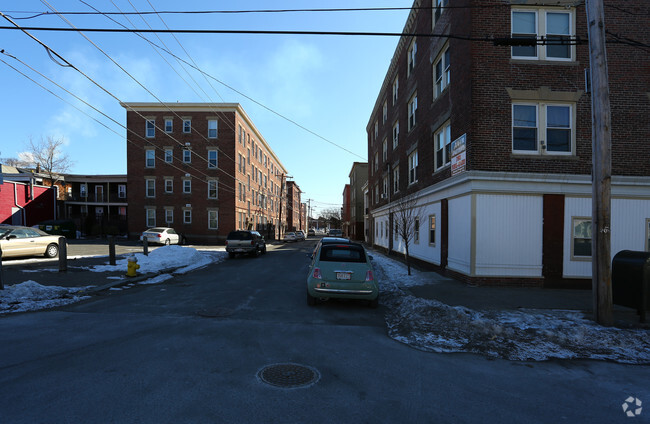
[285,180,304,233]
[367,0,650,286]
[348,162,368,241]
[122,103,289,243]
[341,184,351,237]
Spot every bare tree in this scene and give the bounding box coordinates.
[22,136,74,185]
[391,193,423,275]
[320,207,342,229]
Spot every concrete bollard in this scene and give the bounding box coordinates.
[143,238,149,256]
[58,236,67,272]
[108,236,116,266]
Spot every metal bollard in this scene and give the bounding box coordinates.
[108,235,116,266]
[143,238,149,256]
[58,236,67,272]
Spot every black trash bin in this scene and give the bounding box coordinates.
[612,250,650,323]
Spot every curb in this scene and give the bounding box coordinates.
[82,266,184,295]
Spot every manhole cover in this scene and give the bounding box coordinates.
[196,307,234,318]
[257,363,320,389]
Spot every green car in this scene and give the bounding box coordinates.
[307,241,379,308]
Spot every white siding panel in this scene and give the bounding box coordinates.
[409,202,442,266]
[612,198,650,255]
[475,194,543,277]
[448,195,472,274]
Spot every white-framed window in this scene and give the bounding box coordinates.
[429,215,436,245]
[183,149,191,163]
[208,210,219,230]
[434,45,450,99]
[408,93,417,131]
[374,121,379,141]
[382,176,388,199]
[393,166,400,193]
[164,119,173,133]
[183,209,192,224]
[414,217,420,244]
[392,121,399,149]
[433,0,448,27]
[145,179,155,198]
[165,208,173,224]
[118,207,127,217]
[118,184,126,198]
[512,103,574,155]
[208,180,218,199]
[392,76,399,105]
[572,217,592,259]
[208,120,218,138]
[382,101,388,124]
[374,152,379,173]
[408,150,418,185]
[80,184,87,198]
[164,178,173,193]
[183,119,191,133]
[146,208,156,227]
[511,8,575,61]
[208,150,218,169]
[145,150,155,168]
[407,39,417,77]
[164,149,173,163]
[146,119,155,138]
[435,122,452,170]
[382,138,388,161]
[183,179,191,194]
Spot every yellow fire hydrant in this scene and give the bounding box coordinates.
[126,255,140,277]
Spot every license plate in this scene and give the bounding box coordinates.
[336,272,351,280]
[235,249,244,252]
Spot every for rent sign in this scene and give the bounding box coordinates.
[451,134,466,176]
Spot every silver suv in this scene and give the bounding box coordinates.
[225,230,267,258]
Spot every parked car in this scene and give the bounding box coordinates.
[283,232,297,242]
[140,227,181,245]
[225,230,266,258]
[295,230,306,241]
[328,229,343,237]
[307,240,378,308]
[307,229,316,236]
[0,225,60,258]
[310,236,351,260]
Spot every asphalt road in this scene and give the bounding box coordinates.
[0,240,648,423]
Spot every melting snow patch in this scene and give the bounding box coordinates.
[0,281,90,314]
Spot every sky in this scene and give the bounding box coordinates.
[0,1,414,217]
[2,244,650,364]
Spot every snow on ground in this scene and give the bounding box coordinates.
[0,281,91,314]
[369,250,650,364]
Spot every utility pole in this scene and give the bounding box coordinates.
[586,0,613,326]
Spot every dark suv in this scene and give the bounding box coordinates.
[225,230,267,258]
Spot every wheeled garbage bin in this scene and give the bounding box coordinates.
[612,250,650,323]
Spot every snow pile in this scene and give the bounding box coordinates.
[371,252,650,364]
[0,281,90,314]
[90,245,222,274]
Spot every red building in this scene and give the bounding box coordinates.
[0,180,56,226]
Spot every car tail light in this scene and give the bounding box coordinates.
[312,267,322,279]
[157,234,161,238]
[365,270,374,282]
[225,240,228,246]
[251,240,255,246]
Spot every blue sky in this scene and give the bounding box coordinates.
[0,1,412,217]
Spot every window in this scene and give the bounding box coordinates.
[382,176,388,199]
[145,150,155,168]
[208,180,218,199]
[392,76,399,105]
[382,138,388,161]
[146,208,155,227]
[414,218,420,243]
[183,179,191,194]
[208,150,218,169]
[146,119,155,138]
[164,178,173,193]
[165,208,173,224]
[208,210,218,230]
[118,184,126,198]
[145,179,155,198]
[512,103,573,155]
[164,119,173,133]
[434,0,448,26]
[435,122,452,170]
[183,209,192,224]
[183,149,191,163]
[434,46,450,98]
[572,217,592,258]
[374,152,379,173]
[408,93,417,131]
[511,9,574,61]
[429,215,436,245]
[164,149,173,163]
[374,121,379,141]
[408,150,418,185]
[80,184,87,198]
[208,120,218,138]
[393,166,400,193]
[392,121,399,149]
[183,119,191,133]
[382,101,388,124]
[407,39,417,77]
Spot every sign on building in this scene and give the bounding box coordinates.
[451,134,467,176]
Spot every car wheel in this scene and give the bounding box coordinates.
[261,245,267,254]
[165,239,171,246]
[307,292,317,306]
[368,297,379,309]
[45,243,59,258]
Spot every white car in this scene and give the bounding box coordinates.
[283,232,297,242]
[295,230,306,241]
[141,227,181,245]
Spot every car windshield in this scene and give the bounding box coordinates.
[0,227,14,238]
[227,231,253,240]
[319,245,367,263]
[147,228,166,234]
